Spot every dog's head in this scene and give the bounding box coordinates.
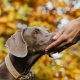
[5,27,54,58]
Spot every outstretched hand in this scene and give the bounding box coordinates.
[45,18,80,53]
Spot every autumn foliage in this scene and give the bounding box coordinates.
[0,0,80,80]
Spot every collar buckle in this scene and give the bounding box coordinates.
[18,71,33,80]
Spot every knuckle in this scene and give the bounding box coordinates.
[68,39,73,43]
[62,35,68,40]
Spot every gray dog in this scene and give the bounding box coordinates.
[0,27,56,80]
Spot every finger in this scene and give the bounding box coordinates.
[45,35,66,51]
[66,30,79,44]
[69,30,80,43]
[53,28,65,40]
[56,37,76,52]
[56,30,80,52]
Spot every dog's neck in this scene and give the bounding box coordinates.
[5,51,44,79]
[9,54,30,74]
[5,54,33,79]
[9,51,44,74]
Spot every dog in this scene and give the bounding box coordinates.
[0,27,55,80]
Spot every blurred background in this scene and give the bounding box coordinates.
[0,0,80,80]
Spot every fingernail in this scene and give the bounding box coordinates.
[53,36,57,40]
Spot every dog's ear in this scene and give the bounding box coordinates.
[5,30,28,57]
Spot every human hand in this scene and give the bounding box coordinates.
[45,18,80,53]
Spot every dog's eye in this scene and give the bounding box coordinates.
[33,28,41,34]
